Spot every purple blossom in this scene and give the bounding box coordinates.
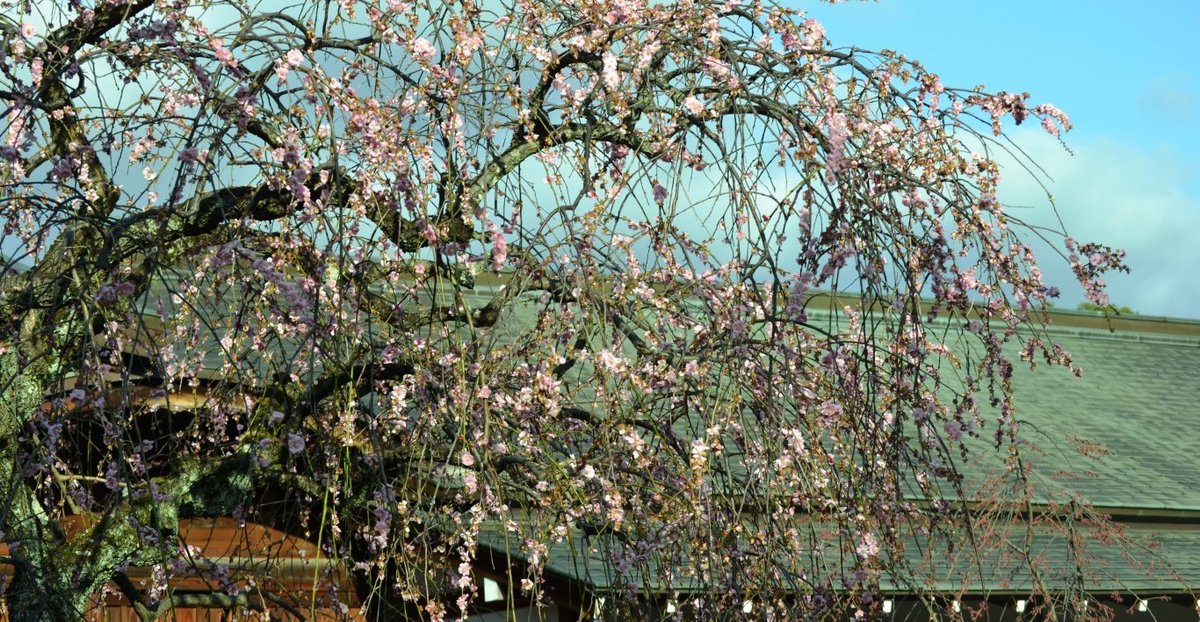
[286,433,305,454]
[944,420,964,442]
[652,183,668,204]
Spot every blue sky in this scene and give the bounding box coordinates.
[794,0,1200,319]
[5,2,1195,318]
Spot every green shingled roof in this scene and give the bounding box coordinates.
[476,520,1200,595]
[472,312,1200,596]
[1002,322,1200,513]
[920,314,1200,516]
[125,270,1200,596]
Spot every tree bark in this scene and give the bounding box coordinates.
[1,351,91,622]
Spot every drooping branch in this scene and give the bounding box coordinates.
[0,1,1129,619]
[291,357,417,417]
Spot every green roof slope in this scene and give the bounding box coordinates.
[981,318,1200,513]
[475,311,1200,596]
[478,521,1200,595]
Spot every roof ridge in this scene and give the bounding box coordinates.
[1032,325,1200,347]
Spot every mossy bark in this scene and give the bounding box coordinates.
[1,351,89,622]
[0,352,172,621]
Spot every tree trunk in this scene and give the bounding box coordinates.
[0,352,99,622]
[5,568,92,622]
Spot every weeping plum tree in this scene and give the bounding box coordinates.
[0,0,1127,620]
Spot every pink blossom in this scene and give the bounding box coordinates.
[411,38,436,62]
[6,110,25,148]
[275,53,301,84]
[601,53,620,90]
[460,451,475,467]
[683,95,705,116]
[596,348,624,373]
[1033,103,1071,137]
[20,23,36,39]
[491,232,508,271]
[702,57,738,89]
[818,400,843,424]
[636,40,661,72]
[821,112,851,176]
[209,37,236,67]
[530,46,551,64]
[855,533,879,559]
[1088,290,1110,307]
[273,69,292,92]
[801,18,825,47]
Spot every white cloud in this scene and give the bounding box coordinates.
[993,129,1200,318]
